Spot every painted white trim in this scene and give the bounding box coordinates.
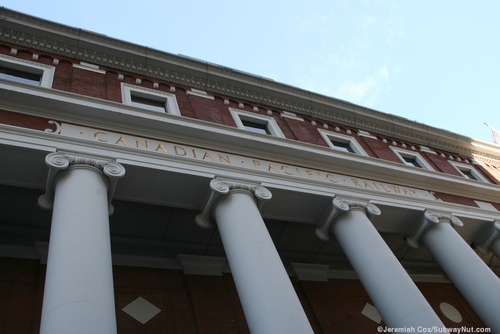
[186,88,214,100]
[280,111,304,122]
[318,128,368,156]
[357,129,377,139]
[0,53,55,87]
[73,62,106,74]
[121,83,181,115]
[390,146,434,170]
[420,146,436,154]
[229,107,285,137]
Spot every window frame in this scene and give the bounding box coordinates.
[0,54,55,87]
[390,147,433,170]
[121,83,181,115]
[318,129,368,156]
[450,161,487,182]
[229,108,285,137]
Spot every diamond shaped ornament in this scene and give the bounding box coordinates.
[361,303,382,324]
[122,296,161,324]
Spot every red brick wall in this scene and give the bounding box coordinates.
[299,279,486,333]
[0,258,489,333]
[417,282,485,328]
[0,257,44,334]
[113,266,198,333]
[184,274,248,333]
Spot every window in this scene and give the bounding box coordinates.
[122,83,180,115]
[329,138,355,153]
[450,162,487,182]
[461,169,476,180]
[391,147,433,170]
[318,129,368,155]
[0,66,41,85]
[402,155,421,167]
[229,108,285,137]
[0,54,55,87]
[130,94,167,113]
[241,119,270,135]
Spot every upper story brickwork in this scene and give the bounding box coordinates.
[1,41,498,186]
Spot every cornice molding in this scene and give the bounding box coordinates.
[0,9,498,160]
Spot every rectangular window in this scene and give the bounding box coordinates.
[121,83,181,115]
[318,129,368,156]
[330,139,354,153]
[0,54,55,87]
[460,169,477,180]
[402,156,422,168]
[130,94,167,113]
[390,147,433,170]
[241,120,271,135]
[0,66,41,85]
[450,161,487,182]
[229,108,285,137]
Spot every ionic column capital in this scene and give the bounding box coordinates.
[405,211,463,248]
[38,152,125,214]
[315,197,381,241]
[475,221,500,255]
[195,178,272,228]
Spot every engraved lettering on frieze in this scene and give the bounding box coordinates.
[52,123,437,200]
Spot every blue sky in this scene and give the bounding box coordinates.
[2,1,499,143]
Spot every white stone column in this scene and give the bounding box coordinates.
[196,179,313,334]
[316,198,444,328]
[38,153,125,334]
[406,211,500,333]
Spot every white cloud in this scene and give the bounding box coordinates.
[336,75,376,101]
[279,1,404,109]
[333,65,391,106]
[379,65,389,82]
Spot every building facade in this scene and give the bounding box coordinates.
[0,7,499,333]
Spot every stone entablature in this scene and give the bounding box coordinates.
[2,110,500,210]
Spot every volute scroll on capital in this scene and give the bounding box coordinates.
[38,152,125,214]
[405,211,463,248]
[315,197,381,241]
[474,221,500,255]
[195,179,272,229]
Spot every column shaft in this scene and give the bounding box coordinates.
[332,209,444,328]
[40,166,117,334]
[491,238,500,260]
[213,190,313,334]
[422,222,500,332]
